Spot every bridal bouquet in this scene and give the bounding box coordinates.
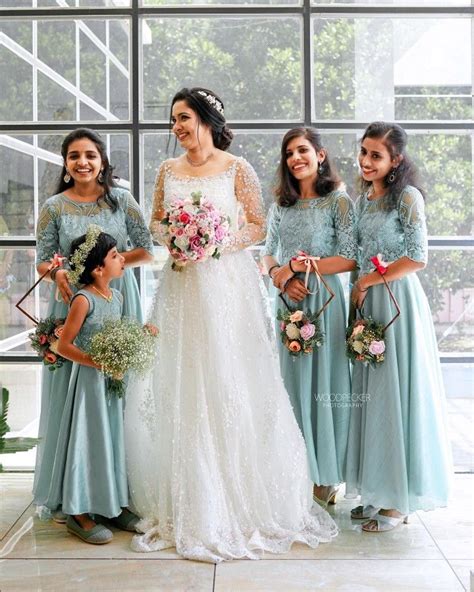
[88,319,158,397]
[346,317,386,366]
[276,308,324,356]
[161,191,230,271]
[29,316,66,371]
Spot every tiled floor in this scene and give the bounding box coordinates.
[0,474,472,592]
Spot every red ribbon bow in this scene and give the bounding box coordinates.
[371,254,388,276]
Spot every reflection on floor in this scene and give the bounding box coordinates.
[0,474,472,591]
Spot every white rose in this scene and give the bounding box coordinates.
[174,236,190,250]
[352,340,365,354]
[285,323,300,340]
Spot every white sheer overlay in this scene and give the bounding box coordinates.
[125,158,338,562]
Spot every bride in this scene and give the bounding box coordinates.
[124,87,338,562]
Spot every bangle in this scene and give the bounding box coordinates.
[50,267,62,282]
[356,279,368,292]
[288,259,296,274]
[268,264,280,279]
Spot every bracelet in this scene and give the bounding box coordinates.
[268,264,280,279]
[50,267,63,282]
[288,259,296,273]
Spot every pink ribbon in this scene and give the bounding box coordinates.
[371,253,388,276]
[48,252,66,271]
[292,250,321,294]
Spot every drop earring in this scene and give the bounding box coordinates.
[64,171,71,183]
[388,168,397,183]
[318,162,325,175]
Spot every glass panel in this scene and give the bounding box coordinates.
[0,19,130,123]
[141,17,303,121]
[312,17,472,121]
[0,364,41,471]
[419,249,474,355]
[142,0,299,4]
[0,1,131,6]
[0,133,131,237]
[312,1,471,5]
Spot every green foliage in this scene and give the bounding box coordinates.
[0,388,39,472]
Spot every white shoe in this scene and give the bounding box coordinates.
[362,512,408,533]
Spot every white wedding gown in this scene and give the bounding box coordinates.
[124,157,338,562]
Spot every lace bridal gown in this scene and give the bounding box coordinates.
[124,157,338,562]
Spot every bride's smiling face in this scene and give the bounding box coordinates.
[171,100,211,150]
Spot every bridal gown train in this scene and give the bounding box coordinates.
[124,157,338,562]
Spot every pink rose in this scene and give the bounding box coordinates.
[44,351,57,364]
[280,322,285,331]
[215,226,226,242]
[300,323,316,341]
[189,235,203,252]
[289,310,304,323]
[39,334,48,345]
[368,340,385,355]
[174,228,185,237]
[288,341,301,352]
[179,212,191,224]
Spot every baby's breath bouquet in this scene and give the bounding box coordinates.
[89,318,158,397]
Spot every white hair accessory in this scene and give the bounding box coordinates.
[197,90,224,115]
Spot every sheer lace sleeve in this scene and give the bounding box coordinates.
[149,162,168,245]
[123,190,153,254]
[226,158,266,252]
[262,203,282,257]
[332,192,357,260]
[36,199,61,264]
[398,186,428,264]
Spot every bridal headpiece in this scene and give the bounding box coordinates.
[197,90,224,116]
[67,224,103,286]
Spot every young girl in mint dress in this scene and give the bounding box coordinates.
[54,228,141,544]
[346,121,452,532]
[33,128,153,518]
[263,127,357,505]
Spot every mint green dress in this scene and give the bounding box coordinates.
[345,186,452,514]
[47,289,128,517]
[33,188,153,513]
[263,190,357,486]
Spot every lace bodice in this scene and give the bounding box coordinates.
[71,288,122,351]
[149,157,266,252]
[355,185,428,275]
[36,187,153,263]
[263,190,357,264]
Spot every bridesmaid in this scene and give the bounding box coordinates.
[346,121,452,532]
[263,127,357,504]
[33,128,153,518]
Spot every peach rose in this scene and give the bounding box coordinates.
[351,324,365,337]
[54,325,64,338]
[288,341,301,353]
[289,310,304,323]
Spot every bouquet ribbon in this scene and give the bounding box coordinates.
[280,250,335,319]
[369,253,400,331]
[16,254,67,325]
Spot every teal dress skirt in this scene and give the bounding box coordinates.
[263,190,357,486]
[47,289,128,517]
[345,186,452,514]
[33,188,153,513]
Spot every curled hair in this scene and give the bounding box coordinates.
[56,128,118,212]
[359,121,425,209]
[69,231,117,286]
[169,87,233,152]
[274,127,341,207]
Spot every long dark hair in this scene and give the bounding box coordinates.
[69,231,117,286]
[169,87,233,152]
[359,121,425,209]
[275,127,341,207]
[56,128,118,212]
